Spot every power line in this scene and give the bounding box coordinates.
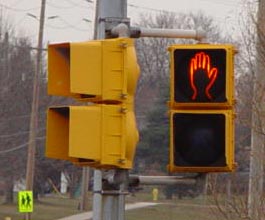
[0,131,30,138]
[128,2,240,26]
[46,17,92,32]
[47,1,79,9]
[128,1,242,15]
[46,23,89,31]
[47,0,92,10]
[0,142,28,154]
[0,136,45,154]
[61,0,93,7]
[0,3,40,12]
[129,0,240,10]
[0,127,45,138]
[0,112,46,122]
[13,14,28,27]
[195,0,239,7]
[9,0,27,7]
[21,9,93,32]
[128,3,163,13]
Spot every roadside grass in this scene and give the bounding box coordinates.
[0,195,84,220]
[126,203,217,220]
[126,191,227,220]
[0,192,227,220]
[126,190,214,205]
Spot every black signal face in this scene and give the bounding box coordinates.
[173,113,226,167]
[174,49,226,103]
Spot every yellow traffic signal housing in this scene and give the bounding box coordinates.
[168,44,235,109]
[46,104,139,169]
[48,38,139,104]
[168,109,235,173]
[46,37,140,170]
[168,43,236,173]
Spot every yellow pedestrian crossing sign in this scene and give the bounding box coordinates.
[18,191,33,213]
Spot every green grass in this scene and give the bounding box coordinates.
[126,203,217,220]
[125,191,228,220]
[125,191,247,220]
[0,193,227,220]
[0,195,84,220]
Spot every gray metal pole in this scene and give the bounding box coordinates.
[117,170,128,220]
[129,175,196,185]
[139,27,205,40]
[95,0,127,39]
[92,1,103,218]
[92,1,128,220]
[102,195,115,220]
[99,170,128,220]
[80,167,90,211]
[93,170,103,220]
[111,26,206,40]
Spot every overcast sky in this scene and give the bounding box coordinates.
[0,0,246,44]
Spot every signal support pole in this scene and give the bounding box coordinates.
[92,1,208,220]
[112,25,206,40]
[92,0,210,219]
[93,1,128,220]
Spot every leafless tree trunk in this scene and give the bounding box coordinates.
[248,0,265,219]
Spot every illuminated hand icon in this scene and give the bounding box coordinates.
[189,52,218,100]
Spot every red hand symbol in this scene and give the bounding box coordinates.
[189,52,218,100]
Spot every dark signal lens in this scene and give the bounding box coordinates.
[173,113,226,167]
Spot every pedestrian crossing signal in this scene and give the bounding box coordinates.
[167,44,236,173]
[18,191,33,213]
[168,44,235,108]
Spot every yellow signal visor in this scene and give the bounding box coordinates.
[47,38,140,103]
[46,105,139,169]
[168,109,235,173]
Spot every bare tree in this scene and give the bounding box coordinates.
[0,34,35,203]
[135,11,233,129]
[134,11,234,173]
[200,1,265,219]
[247,0,265,218]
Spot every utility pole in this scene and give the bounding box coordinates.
[25,0,46,219]
[80,168,90,211]
[2,32,9,98]
[92,1,128,220]
[248,0,265,219]
[91,2,206,220]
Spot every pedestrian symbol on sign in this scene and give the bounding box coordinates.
[18,191,33,213]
